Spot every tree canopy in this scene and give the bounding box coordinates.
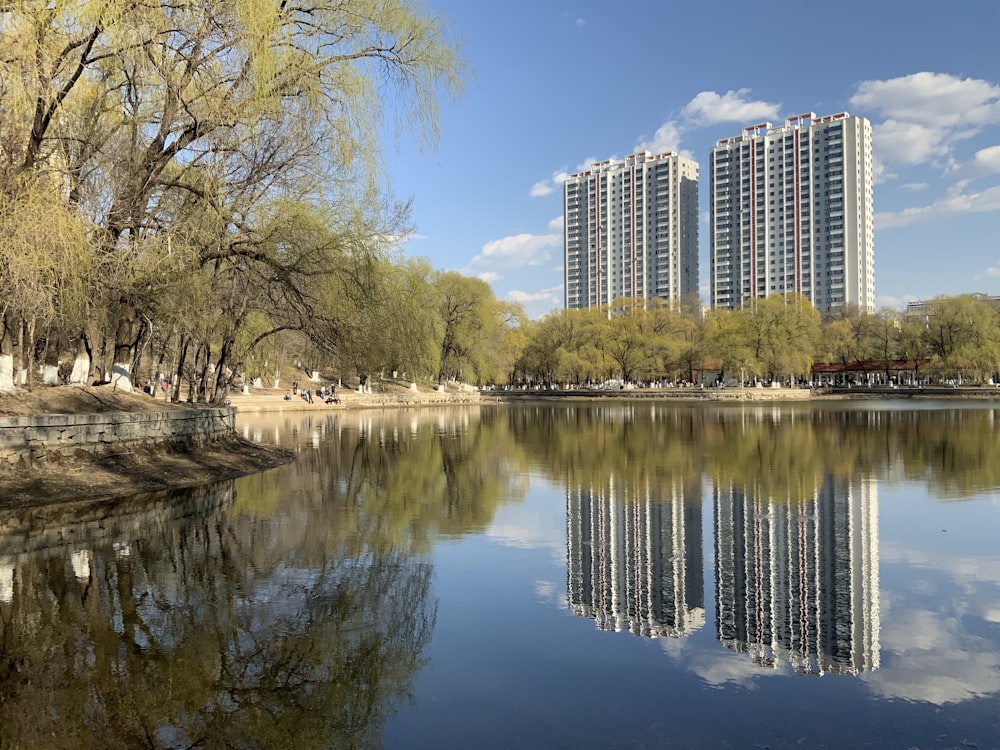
[0,0,469,396]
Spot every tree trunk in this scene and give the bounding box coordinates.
[150,333,170,396]
[19,318,35,386]
[195,341,211,403]
[173,334,190,402]
[110,305,139,392]
[130,316,153,389]
[0,314,14,392]
[68,332,93,385]
[41,331,61,385]
[210,337,235,403]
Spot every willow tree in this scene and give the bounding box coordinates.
[722,294,821,383]
[743,294,821,382]
[517,309,580,386]
[601,299,645,384]
[640,299,699,383]
[0,0,463,394]
[313,252,443,389]
[0,177,93,391]
[431,271,500,385]
[921,294,1000,381]
[703,307,757,383]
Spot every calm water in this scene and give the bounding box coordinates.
[2,402,1000,749]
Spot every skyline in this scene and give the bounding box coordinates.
[385,0,1000,319]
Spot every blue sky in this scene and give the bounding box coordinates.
[385,0,1000,319]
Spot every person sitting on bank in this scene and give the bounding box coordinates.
[283,390,292,401]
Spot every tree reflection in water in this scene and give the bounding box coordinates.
[0,480,435,750]
[5,402,1000,746]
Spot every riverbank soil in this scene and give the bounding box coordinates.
[0,386,294,508]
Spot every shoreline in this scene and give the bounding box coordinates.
[3,383,999,508]
[0,384,482,508]
[490,384,1000,402]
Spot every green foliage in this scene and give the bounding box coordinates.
[0,0,467,392]
[431,271,514,385]
[0,176,93,328]
[920,294,1000,379]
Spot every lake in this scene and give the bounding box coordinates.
[1,401,999,749]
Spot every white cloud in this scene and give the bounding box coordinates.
[487,486,567,560]
[530,162,596,199]
[850,73,1000,168]
[468,232,560,270]
[537,88,780,198]
[872,119,945,166]
[634,89,778,159]
[901,182,929,192]
[851,72,1000,130]
[873,161,895,185]
[635,119,683,155]
[875,294,918,310]
[971,144,1000,176]
[681,88,781,126]
[546,216,563,233]
[477,271,501,283]
[876,184,1000,229]
[529,181,554,198]
[674,644,789,688]
[506,285,562,304]
[863,601,1000,705]
[575,17,585,27]
[986,264,1000,278]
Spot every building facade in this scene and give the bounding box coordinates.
[563,151,699,309]
[710,113,874,313]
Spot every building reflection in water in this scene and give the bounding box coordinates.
[714,475,880,675]
[566,477,705,638]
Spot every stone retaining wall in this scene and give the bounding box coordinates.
[0,407,236,465]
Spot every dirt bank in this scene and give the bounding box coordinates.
[0,386,293,508]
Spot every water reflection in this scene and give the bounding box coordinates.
[714,476,880,675]
[4,402,1000,748]
[566,481,704,637]
[542,404,1000,683]
[0,482,435,749]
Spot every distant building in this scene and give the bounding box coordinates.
[563,151,699,309]
[710,113,874,313]
[905,293,1000,320]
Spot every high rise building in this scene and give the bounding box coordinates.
[563,151,699,309]
[710,113,874,313]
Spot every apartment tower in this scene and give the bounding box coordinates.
[564,151,699,309]
[710,113,874,313]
